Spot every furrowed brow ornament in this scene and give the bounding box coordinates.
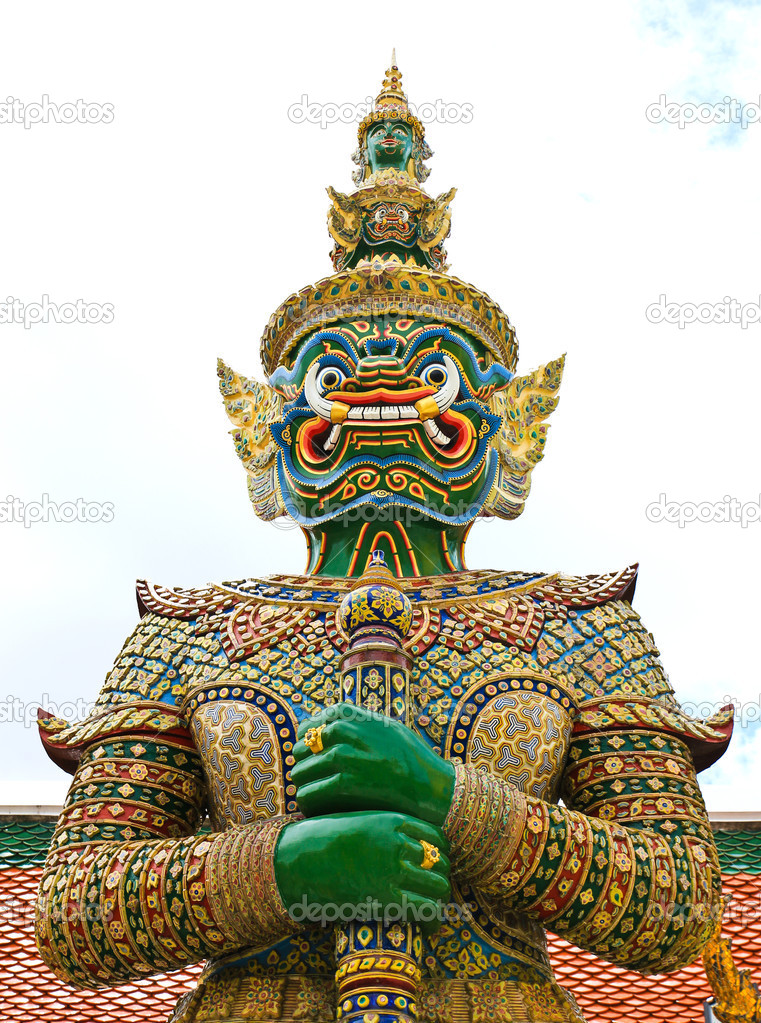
[327,181,456,273]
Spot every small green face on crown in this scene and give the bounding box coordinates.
[366,119,415,175]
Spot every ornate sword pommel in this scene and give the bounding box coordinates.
[339,549,413,644]
[338,549,413,719]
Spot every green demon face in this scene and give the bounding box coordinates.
[366,119,415,175]
[268,319,513,527]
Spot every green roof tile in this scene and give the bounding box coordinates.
[714,828,761,874]
[0,819,55,869]
[1,818,759,871]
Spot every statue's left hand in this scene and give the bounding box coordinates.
[292,703,456,826]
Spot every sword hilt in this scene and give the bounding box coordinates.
[336,550,421,1023]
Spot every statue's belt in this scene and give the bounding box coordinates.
[169,972,587,1023]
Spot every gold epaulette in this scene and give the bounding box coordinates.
[528,564,639,609]
[574,696,734,772]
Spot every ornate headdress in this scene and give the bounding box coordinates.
[221,58,564,528]
[259,57,521,375]
[259,259,518,378]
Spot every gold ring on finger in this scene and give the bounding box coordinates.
[420,840,440,870]
[303,725,325,754]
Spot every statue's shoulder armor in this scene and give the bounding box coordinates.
[524,563,639,609]
[524,564,733,772]
[38,579,243,774]
[135,578,240,622]
[421,567,638,665]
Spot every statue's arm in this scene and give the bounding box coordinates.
[441,596,730,975]
[290,700,721,973]
[36,738,298,989]
[35,613,298,989]
[444,727,720,974]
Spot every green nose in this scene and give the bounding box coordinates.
[354,356,417,391]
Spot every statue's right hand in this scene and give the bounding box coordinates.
[274,811,451,936]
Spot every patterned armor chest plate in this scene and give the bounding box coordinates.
[187,690,297,830]
[180,571,579,832]
[187,677,574,832]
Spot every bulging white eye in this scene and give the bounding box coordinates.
[421,363,449,388]
[316,366,346,394]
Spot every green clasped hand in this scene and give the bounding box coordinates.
[291,703,456,825]
[273,704,456,936]
[274,811,451,936]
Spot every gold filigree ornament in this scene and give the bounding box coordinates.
[483,354,566,519]
[217,358,285,521]
[703,901,761,1022]
[259,261,518,376]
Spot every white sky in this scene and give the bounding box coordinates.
[1,0,760,810]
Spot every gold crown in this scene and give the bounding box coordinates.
[260,58,514,375]
[356,52,426,148]
[260,258,518,376]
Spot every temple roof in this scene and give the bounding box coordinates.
[2,815,759,1022]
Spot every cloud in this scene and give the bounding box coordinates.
[638,0,761,144]
[701,720,761,811]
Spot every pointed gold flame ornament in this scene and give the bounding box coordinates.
[703,901,761,1022]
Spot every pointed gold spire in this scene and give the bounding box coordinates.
[375,59,408,111]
